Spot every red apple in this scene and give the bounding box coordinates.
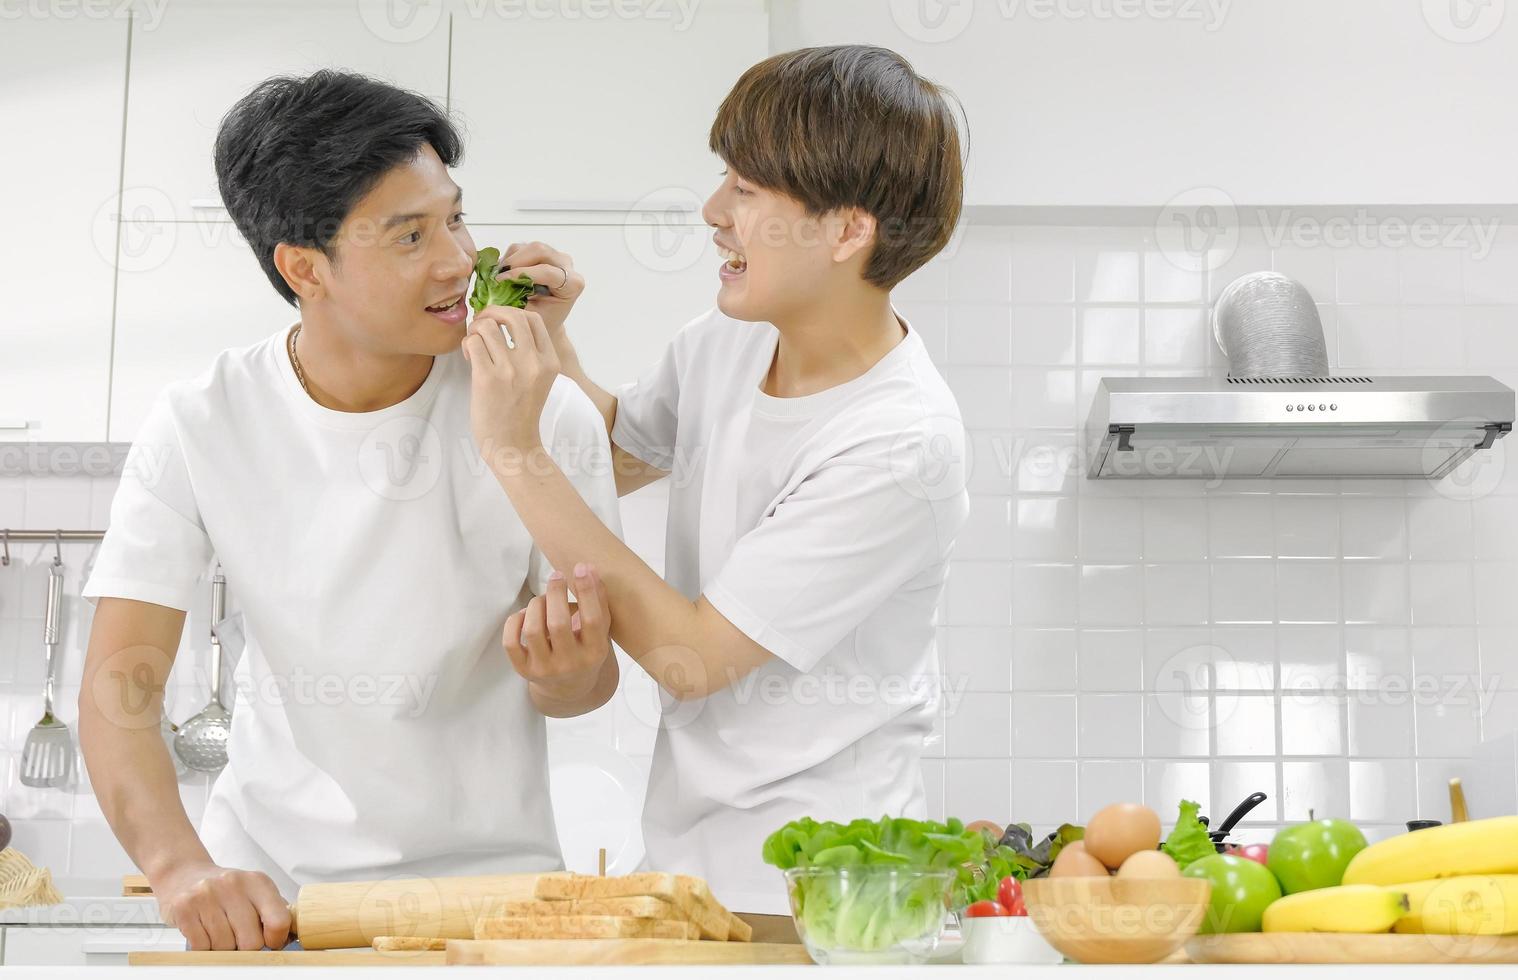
[1233,843,1270,866]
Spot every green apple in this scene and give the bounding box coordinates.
[1182,854,1283,934]
[1267,819,1367,894]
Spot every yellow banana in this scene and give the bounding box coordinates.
[1262,885,1409,934]
[1342,817,1518,886]
[1393,875,1518,936]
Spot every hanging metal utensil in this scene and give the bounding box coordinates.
[161,716,188,778]
[174,567,232,773]
[20,539,74,788]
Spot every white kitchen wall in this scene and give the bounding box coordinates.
[5,216,1517,883]
[772,0,1518,208]
[898,217,1518,844]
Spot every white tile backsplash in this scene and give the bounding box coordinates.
[1214,695,1278,757]
[6,220,1515,884]
[1010,231,1077,305]
[1011,693,1076,759]
[1281,759,1350,823]
[918,220,1512,831]
[1012,306,1078,366]
[1075,629,1144,693]
[1076,693,1143,759]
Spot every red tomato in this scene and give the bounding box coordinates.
[996,877,1027,916]
[963,900,1008,918]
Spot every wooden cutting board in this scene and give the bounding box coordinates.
[1187,932,1518,964]
[447,939,815,966]
[128,949,446,967]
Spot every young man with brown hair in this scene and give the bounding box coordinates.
[463,45,969,912]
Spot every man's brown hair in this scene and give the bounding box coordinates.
[709,45,966,290]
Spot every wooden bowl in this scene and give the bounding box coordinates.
[1022,876,1211,965]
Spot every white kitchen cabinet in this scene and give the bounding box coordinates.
[81,931,187,966]
[99,0,453,440]
[473,222,722,391]
[108,221,294,440]
[2,927,88,966]
[1,925,181,966]
[121,0,450,220]
[776,0,1518,208]
[0,16,128,442]
[449,0,767,224]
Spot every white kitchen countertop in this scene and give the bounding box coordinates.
[9,965,1515,977]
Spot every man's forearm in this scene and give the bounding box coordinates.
[489,447,767,699]
[557,354,669,497]
[79,601,214,882]
[556,351,618,440]
[81,684,211,879]
[492,451,704,669]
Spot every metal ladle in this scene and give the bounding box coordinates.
[174,568,231,772]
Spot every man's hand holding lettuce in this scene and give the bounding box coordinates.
[469,247,536,313]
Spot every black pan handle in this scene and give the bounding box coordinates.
[1209,792,1268,844]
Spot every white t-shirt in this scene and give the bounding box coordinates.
[84,324,621,898]
[613,308,969,913]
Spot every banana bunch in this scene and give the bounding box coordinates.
[1341,816,1518,936]
[1393,876,1518,936]
[1343,816,1518,887]
[1263,885,1408,934]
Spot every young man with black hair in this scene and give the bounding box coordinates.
[465,45,969,912]
[78,71,621,951]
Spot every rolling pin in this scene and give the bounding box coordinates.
[286,873,553,950]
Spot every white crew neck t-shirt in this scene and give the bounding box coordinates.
[84,324,621,899]
[612,308,969,914]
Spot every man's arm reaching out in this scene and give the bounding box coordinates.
[491,241,667,497]
[464,306,773,701]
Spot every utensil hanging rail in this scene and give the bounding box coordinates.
[1,529,108,566]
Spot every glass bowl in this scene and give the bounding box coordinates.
[782,866,955,965]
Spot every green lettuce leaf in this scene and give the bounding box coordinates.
[468,246,536,313]
[1160,799,1216,869]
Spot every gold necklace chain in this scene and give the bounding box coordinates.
[288,324,311,396]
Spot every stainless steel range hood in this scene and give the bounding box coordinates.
[1085,375,1514,480]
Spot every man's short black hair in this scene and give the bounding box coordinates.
[214,70,463,306]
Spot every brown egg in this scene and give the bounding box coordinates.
[1048,845,1111,878]
[965,820,1004,840]
[1083,803,1162,870]
[1116,849,1181,879]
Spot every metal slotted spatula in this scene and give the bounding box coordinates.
[21,558,73,788]
[174,568,232,772]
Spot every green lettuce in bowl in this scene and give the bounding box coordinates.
[782,866,954,965]
[762,816,997,963]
